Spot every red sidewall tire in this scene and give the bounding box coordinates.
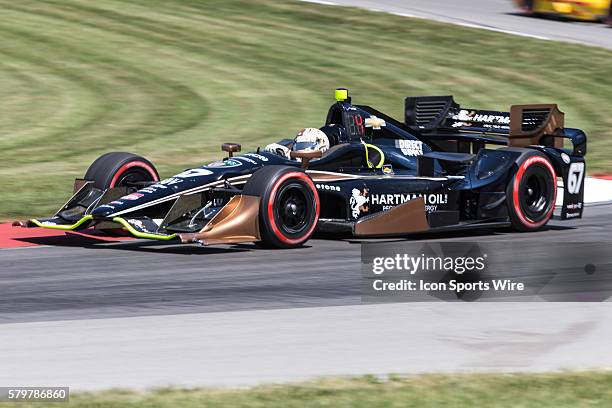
[243,166,319,249]
[266,172,320,247]
[507,154,557,231]
[109,161,159,188]
[84,152,159,190]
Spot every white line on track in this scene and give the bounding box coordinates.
[300,0,339,5]
[299,0,552,41]
[300,0,612,50]
[450,21,551,40]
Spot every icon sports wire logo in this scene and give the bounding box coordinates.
[372,253,487,275]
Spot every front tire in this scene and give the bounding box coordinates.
[84,152,159,190]
[506,152,557,232]
[243,166,319,248]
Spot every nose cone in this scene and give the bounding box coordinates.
[91,192,147,218]
[91,202,120,218]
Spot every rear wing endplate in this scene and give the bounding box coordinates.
[509,104,564,148]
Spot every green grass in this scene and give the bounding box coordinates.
[5,372,612,407]
[1,0,611,218]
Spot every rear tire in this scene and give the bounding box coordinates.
[506,152,557,232]
[84,152,159,190]
[243,166,319,248]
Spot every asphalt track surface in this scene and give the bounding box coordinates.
[3,303,612,390]
[306,0,612,50]
[1,203,611,325]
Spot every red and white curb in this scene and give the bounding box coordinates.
[0,224,133,249]
[556,176,612,207]
[583,176,612,204]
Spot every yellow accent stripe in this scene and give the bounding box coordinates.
[112,217,178,241]
[30,215,93,230]
[362,141,385,168]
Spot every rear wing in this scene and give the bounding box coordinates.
[405,96,565,149]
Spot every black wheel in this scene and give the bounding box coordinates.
[506,152,557,232]
[84,152,159,190]
[243,166,319,249]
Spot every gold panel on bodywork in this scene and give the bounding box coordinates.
[354,197,429,237]
[179,195,261,245]
[307,171,356,182]
[509,104,564,148]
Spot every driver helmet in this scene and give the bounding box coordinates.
[292,128,330,154]
[320,124,348,146]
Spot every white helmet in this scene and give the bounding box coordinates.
[292,128,330,154]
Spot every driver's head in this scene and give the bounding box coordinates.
[319,124,347,146]
[292,128,330,154]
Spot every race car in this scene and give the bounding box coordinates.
[514,0,612,24]
[15,88,587,248]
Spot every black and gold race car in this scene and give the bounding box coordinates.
[16,89,587,248]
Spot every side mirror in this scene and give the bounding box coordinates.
[222,143,241,157]
[290,150,322,168]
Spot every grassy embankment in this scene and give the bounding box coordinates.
[5,372,612,407]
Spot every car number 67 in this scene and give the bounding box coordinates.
[567,162,585,195]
